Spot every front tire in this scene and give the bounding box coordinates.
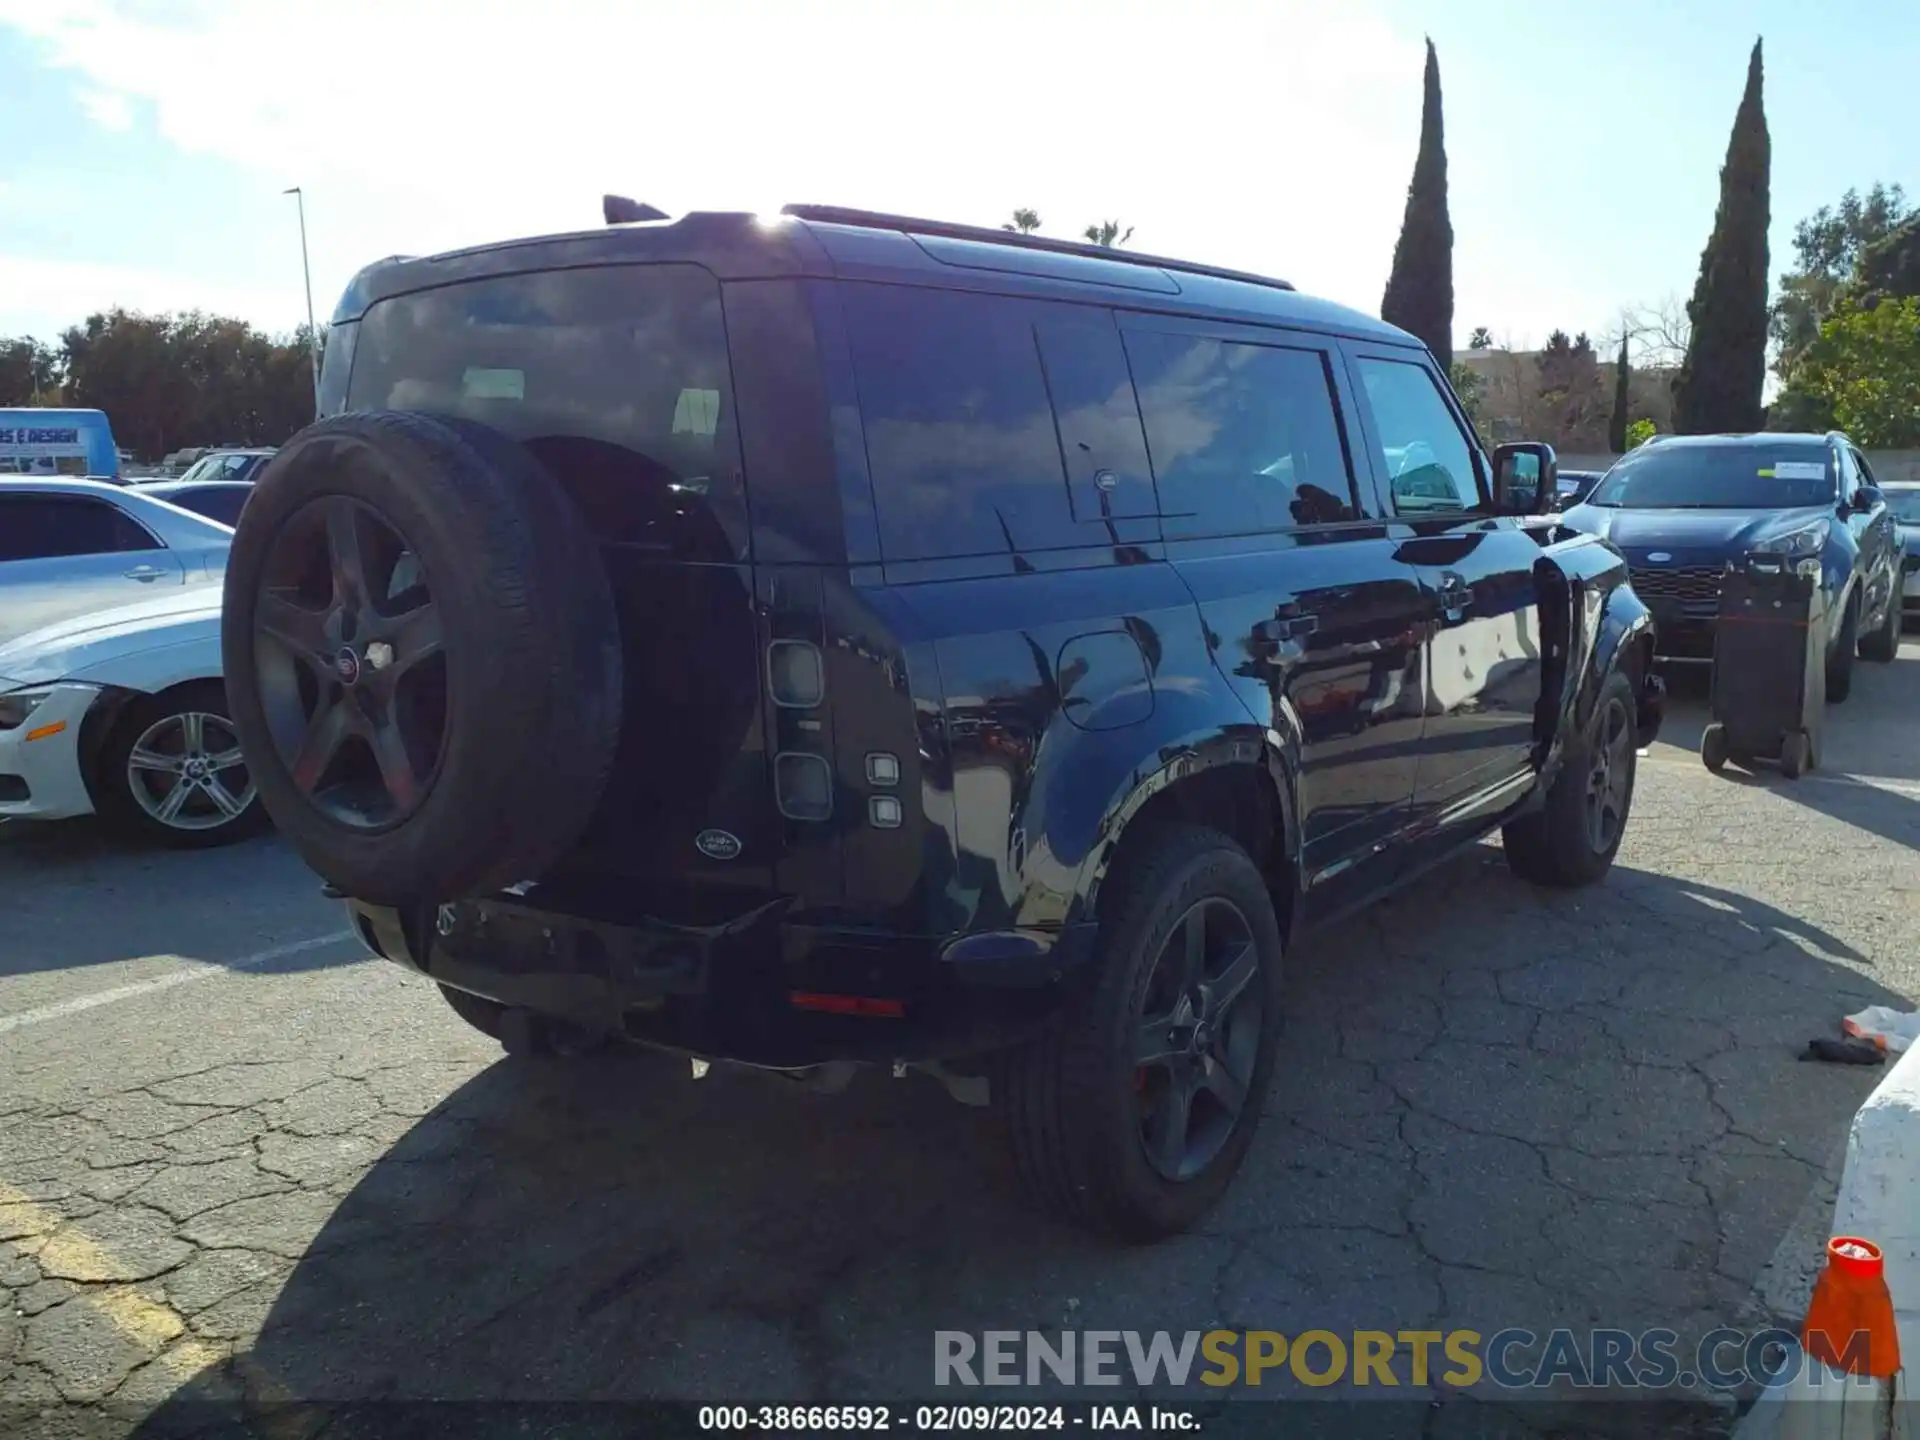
[1826,598,1858,703]
[1503,670,1638,888]
[93,682,271,848]
[994,824,1284,1241]
[1859,591,1902,664]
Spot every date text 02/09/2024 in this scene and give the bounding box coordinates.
[696,1404,1200,1432]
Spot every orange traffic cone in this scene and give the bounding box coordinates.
[1803,1237,1902,1381]
[1777,1237,1902,1440]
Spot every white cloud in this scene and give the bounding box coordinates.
[77,87,133,130]
[0,252,293,339]
[0,0,1429,328]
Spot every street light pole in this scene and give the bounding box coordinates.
[283,186,321,417]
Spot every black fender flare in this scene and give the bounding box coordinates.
[1533,535,1657,777]
[1061,718,1299,932]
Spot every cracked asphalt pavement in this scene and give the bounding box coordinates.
[3,643,1917,1438]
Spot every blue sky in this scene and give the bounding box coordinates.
[0,0,1913,358]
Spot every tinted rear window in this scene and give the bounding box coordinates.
[1589,444,1836,509]
[841,284,1073,563]
[0,495,159,561]
[347,264,743,560]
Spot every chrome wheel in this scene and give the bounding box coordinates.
[1584,695,1634,852]
[1133,897,1264,1182]
[126,710,256,832]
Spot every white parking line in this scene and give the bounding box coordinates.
[0,929,360,1036]
[1640,753,1920,796]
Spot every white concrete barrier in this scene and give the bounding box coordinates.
[1739,1043,1920,1439]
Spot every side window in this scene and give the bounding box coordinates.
[1850,448,1878,491]
[841,285,1075,562]
[0,496,159,561]
[1353,357,1484,514]
[1033,317,1157,522]
[1123,329,1358,538]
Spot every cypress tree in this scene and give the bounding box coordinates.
[1381,38,1454,370]
[1608,336,1631,453]
[1672,40,1771,433]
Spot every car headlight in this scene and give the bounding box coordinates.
[1751,519,1830,557]
[0,687,56,731]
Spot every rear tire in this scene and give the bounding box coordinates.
[434,983,606,1058]
[1504,670,1638,888]
[1826,599,1858,703]
[993,824,1284,1241]
[1859,592,1902,664]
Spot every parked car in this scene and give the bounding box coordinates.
[172,447,276,486]
[218,203,1663,1240]
[0,589,267,846]
[0,479,234,646]
[1553,469,1607,511]
[130,478,254,527]
[1560,432,1904,700]
[1886,481,1920,615]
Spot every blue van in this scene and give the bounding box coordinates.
[0,408,122,481]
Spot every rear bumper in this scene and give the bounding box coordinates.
[347,896,1094,1069]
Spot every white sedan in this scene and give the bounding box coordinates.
[0,588,267,847]
[0,477,234,647]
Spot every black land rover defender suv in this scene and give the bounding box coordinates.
[221,205,1664,1240]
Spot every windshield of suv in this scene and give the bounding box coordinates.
[1887,488,1920,523]
[1586,443,1835,509]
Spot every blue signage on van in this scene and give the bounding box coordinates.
[0,408,121,479]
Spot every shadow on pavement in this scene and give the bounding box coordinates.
[124,852,1905,1436]
[0,819,357,979]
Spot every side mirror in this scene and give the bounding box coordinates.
[1492,442,1559,516]
[1849,485,1882,512]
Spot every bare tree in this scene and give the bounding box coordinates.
[1622,295,1692,370]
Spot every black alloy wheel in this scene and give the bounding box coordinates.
[1583,691,1634,854]
[1131,897,1264,1182]
[252,495,446,831]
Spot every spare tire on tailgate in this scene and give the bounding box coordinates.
[221,411,623,905]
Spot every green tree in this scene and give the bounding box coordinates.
[1082,220,1133,248]
[1771,183,1912,371]
[1672,39,1771,435]
[0,337,61,405]
[1626,418,1656,448]
[1448,361,1486,431]
[1003,208,1043,234]
[1608,336,1631,453]
[1795,297,1920,448]
[1853,213,1920,307]
[60,308,316,460]
[1381,38,1454,369]
[1468,327,1493,349]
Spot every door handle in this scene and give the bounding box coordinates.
[124,565,166,582]
[1254,614,1318,644]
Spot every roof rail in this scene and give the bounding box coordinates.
[779,204,1296,294]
